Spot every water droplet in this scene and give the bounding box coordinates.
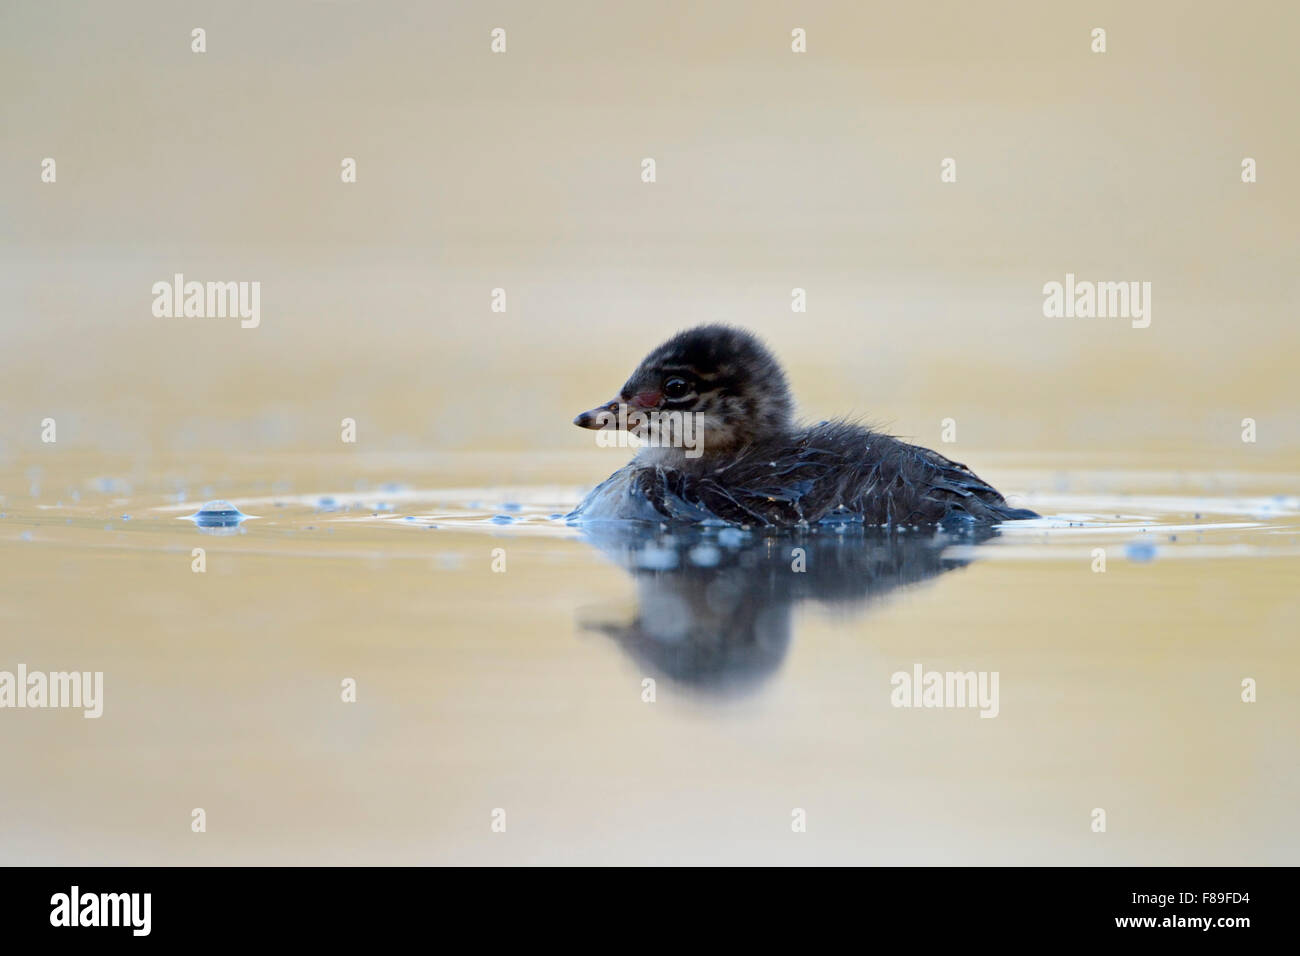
[688,544,722,567]
[717,528,747,548]
[1125,540,1157,563]
[636,546,678,570]
[184,500,250,535]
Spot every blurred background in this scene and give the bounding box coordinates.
[0,1,1296,865]
[2,0,1297,461]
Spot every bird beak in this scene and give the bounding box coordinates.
[573,400,621,430]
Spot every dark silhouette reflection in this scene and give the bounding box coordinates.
[577,523,997,695]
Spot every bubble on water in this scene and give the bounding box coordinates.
[317,496,339,512]
[184,500,250,536]
[502,502,523,512]
[380,482,407,493]
[189,500,245,524]
[373,502,394,513]
[1125,540,1158,563]
[121,514,131,521]
[687,544,722,567]
[636,545,679,570]
[716,528,747,548]
[490,514,515,525]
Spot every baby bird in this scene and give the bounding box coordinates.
[570,324,1037,529]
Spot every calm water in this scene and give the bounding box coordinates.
[1,451,1296,864]
[4,0,1298,867]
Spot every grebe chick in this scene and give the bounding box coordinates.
[570,324,1037,529]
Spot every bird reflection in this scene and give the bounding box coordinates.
[577,523,997,695]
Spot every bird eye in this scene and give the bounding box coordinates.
[663,377,691,399]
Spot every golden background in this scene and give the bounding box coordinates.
[1,1,1296,864]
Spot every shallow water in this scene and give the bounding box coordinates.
[2,451,1296,864]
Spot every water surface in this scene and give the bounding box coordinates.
[2,451,1295,864]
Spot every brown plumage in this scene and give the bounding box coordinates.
[571,324,1037,529]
